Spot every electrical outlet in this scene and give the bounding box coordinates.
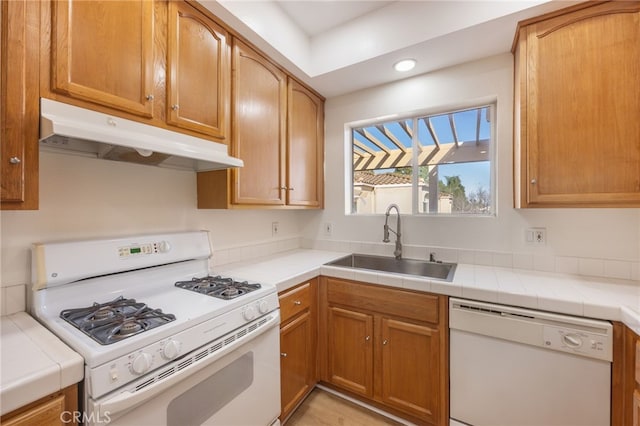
[272,222,279,236]
[526,227,546,245]
[324,222,333,237]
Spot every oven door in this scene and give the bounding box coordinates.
[87,316,281,426]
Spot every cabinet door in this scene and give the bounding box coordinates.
[521,2,640,206]
[280,311,314,421]
[287,79,324,207]
[51,0,154,117]
[231,40,286,205]
[1,0,39,209]
[635,390,640,426]
[380,317,441,424]
[167,2,229,139]
[327,306,373,397]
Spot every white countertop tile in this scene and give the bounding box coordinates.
[218,249,640,331]
[1,312,83,416]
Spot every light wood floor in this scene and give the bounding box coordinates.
[285,388,405,426]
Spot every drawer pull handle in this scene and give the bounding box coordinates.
[280,352,287,357]
[9,157,21,164]
[383,339,388,345]
[293,300,302,306]
[365,335,370,341]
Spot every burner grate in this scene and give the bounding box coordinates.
[175,275,261,300]
[60,296,175,345]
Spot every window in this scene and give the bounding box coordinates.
[350,104,494,215]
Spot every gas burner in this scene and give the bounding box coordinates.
[60,296,175,345]
[175,275,261,300]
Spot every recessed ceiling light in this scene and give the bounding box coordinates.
[393,59,416,72]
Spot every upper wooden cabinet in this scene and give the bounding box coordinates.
[50,0,155,117]
[167,1,230,139]
[197,39,325,209]
[287,79,324,208]
[232,39,287,205]
[1,0,39,210]
[513,1,640,207]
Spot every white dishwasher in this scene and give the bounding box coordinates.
[449,298,613,426]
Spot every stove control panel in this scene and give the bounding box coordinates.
[118,241,171,258]
[88,291,280,398]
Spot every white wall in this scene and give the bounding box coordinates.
[303,53,640,268]
[0,150,304,311]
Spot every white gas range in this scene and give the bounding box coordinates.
[31,231,281,426]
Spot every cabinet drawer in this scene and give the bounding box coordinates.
[279,282,311,322]
[326,278,439,324]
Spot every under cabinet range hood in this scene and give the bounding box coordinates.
[39,98,243,171]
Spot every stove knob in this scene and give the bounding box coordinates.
[162,340,181,360]
[258,300,269,314]
[157,241,171,253]
[243,305,256,321]
[130,352,153,375]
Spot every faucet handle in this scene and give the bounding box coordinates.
[429,252,436,262]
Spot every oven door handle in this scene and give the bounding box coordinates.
[93,314,280,418]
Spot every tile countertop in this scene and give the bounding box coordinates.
[216,249,640,334]
[0,312,84,416]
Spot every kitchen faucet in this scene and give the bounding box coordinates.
[383,204,402,259]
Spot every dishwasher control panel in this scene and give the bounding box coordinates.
[543,325,612,361]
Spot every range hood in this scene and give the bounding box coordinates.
[39,98,243,171]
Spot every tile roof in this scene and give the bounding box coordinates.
[354,170,412,185]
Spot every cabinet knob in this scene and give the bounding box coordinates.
[365,335,370,341]
[280,186,288,191]
[288,187,295,191]
[280,352,287,357]
[383,339,388,345]
[9,157,21,164]
[171,104,179,111]
[293,300,301,306]
[530,178,537,185]
[146,94,154,101]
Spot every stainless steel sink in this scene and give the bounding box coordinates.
[326,254,456,282]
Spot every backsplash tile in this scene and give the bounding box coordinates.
[1,284,26,316]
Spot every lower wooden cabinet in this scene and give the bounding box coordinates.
[327,306,373,397]
[0,384,78,426]
[614,322,640,426]
[319,277,448,426]
[279,279,317,422]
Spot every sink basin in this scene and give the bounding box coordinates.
[326,254,456,282]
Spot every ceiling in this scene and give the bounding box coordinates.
[201,1,581,98]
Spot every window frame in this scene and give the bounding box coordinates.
[346,101,497,217]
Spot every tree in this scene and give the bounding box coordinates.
[438,175,467,211]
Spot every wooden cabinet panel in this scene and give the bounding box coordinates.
[167,1,229,139]
[1,384,78,426]
[196,46,324,210]
[326,277,439,324]
[321,277,448,425]
[280,310,313,421]
[280,281,311,322]
[380,318,441,423]
[231,39,286,205]
[287,79,324,207]
[278,279,318,423]
[635,390,640,426]
[513,2,640,207]
[50,0,155,117]
[1,0,39,209]
[328,306,374,397]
